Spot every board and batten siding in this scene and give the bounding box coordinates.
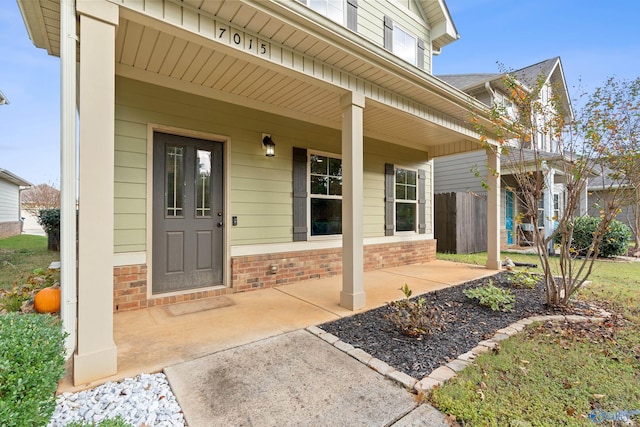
[357,0,431,71]
[113,77,434,252]
[0,179,20,223]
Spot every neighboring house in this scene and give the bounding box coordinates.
[434,57,584,251]
[0,90,9,105]
[19,0,504,385]
[0,169,32,239]
[588,166,639,248]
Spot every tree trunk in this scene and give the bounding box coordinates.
[47,231,60,251]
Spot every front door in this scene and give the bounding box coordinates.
[152,132,224,294]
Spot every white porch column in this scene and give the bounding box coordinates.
[486,148,501,270]
[74,0,118,385]
[340,92,366,310]
[60,0,77,358]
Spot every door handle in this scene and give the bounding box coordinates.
[217,221,223,227]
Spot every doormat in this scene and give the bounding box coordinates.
[165,296,234,316]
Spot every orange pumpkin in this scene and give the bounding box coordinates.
[34,287,61,313]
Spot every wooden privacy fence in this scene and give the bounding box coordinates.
[435,192,487,254]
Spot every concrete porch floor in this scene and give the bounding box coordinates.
[60,260,495,392]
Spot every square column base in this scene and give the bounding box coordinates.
[486,259,502,270]
[340,290,366,311]
[74,345,117,386]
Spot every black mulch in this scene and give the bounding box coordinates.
[319,272,599,380]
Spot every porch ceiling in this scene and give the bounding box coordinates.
[20,0,486,154]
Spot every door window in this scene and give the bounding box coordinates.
[166,146,184,217]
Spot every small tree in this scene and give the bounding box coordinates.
[473,71,635,306]
[21,183,60,214]
[589,78,640,250]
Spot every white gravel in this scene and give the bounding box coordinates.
[47,373,186,427]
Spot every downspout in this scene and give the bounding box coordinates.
[485,82,495,104]
[60,0,78,359]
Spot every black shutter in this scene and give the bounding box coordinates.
[346,0,358,31]
[418,168,426,234]
[383,16,393,51]
[385,163,395,236]
[417,38,425,70]
[293,147,308,241]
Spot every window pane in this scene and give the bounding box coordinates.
[327,0,343,22]
[196,149,212,217]
[310,155,327,175]
[311,198,342,236]
[396,169,406,184]
[393,26,416,65]
[166,146,184,217]
[396,202,416,232]
[406,185,416,201]
[396,184,406,200]
[311,176,328,195]
[406,170,416,186]
[329,158,342,177]
[329,177,342,196]
[310,0,343,23]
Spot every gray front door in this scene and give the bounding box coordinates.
[152,132,224,294]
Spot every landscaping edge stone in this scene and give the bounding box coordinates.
[306,308,612,394]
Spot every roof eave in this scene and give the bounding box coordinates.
[0,169,33,187]
[16,0,53,55]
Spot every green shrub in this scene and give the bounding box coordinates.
[36,209,60,251]
[385,284,445,337]
[0,313,67,427]
[463,281,515,312]
[67,416,134,427]
[506,270,538,289]
[557,216,631,258]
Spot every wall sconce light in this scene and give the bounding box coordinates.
[262,134,276,157]
[269,263,279,274]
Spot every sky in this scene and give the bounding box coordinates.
[1,1,639,186]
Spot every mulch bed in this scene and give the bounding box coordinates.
[320,272,600,380]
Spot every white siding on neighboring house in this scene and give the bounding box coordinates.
[0,179,20,223]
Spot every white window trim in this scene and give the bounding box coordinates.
[308,150,343,240]
[394,166,418,234]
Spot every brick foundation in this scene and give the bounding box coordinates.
[0,221,21,239]
[231,239,437,291]
[113,239,437,312]
[113,264,229,312]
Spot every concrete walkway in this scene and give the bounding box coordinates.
[165,329,450,426]
[60,260,495,425]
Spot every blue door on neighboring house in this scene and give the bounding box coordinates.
[505,190,514,245]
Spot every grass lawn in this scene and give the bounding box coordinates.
[432,252,640,426]
[0,235,59,291]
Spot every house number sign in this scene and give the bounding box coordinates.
[215,22,270,58]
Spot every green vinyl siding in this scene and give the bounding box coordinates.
[357,0,431,71]
[113,76,433,252]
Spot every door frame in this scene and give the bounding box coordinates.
[146,124,231,300]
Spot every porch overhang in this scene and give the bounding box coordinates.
[18,0,496,157]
